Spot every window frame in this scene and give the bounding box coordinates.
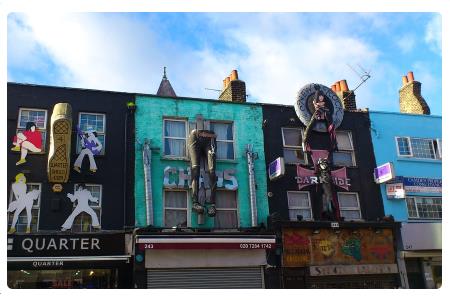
[162,118,188,159]
[16,108,48,153]
[337,192,362,221]
[214,189,239,229]
[163,189,190,227]
[71,183,102,233]
[395,136,413,157]
[281,127,307,165]
[8,182,42,232]
[77,112,107,155]
[406,196,442,220]
[287,191,313,221]
[436,138,442,159]
[333,130,356,167]
[210,120,236,161]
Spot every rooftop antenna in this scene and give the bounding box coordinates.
[346,63,371,92]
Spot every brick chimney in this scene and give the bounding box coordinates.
[399,71,430,115]
[219,70,246,103]
[331,79,357,111]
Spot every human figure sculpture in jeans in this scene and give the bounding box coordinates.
[188,129,217,217]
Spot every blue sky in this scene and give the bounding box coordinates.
[7,12,442,115]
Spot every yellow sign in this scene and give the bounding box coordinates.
[47,103,72,183]
[52,184,63,193]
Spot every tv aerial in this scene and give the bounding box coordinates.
[346,63,371,92]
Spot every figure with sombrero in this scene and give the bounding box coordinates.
[74,126,102,173]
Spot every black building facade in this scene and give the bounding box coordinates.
[7,83,135,288]
[261,93,401,288]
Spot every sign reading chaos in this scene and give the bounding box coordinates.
[163,166,238,190]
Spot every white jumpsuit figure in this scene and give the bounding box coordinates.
[8,173,40,234]
[74,129,102,173]
[61,185,101,231]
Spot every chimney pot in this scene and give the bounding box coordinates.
[223,79,227,89]
[331,84,336,92]
[402,76,408,86]
[230,70,238,81]
[339,80,349,92]
[407,71,415,82]
[225,77,230,87]
[335,81,341,92]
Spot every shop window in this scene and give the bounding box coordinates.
[77,113,106,155]
[16,108,48,152]
[164,190,188,227]
[282,128,306,164]
[214,190,238,229]
[406,196,442,219]
[163,119,187,158]
[333,131,355,167]
[287,191,312,221]
[210,122,235,160]
[71,184,102,232]
[337,192,362,221]
[396,136,440,160]
[8,183,41,233]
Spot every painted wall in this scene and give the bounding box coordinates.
[134,95,268,228]
[262,104,385,221]
[369,111,442,222]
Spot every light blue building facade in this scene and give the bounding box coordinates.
[369,111,441,289]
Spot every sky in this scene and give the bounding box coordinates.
[7,12,443,115]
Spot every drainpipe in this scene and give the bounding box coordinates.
[246,144,258,227]
[142,138,153,226]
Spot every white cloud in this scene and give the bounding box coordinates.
[396,34,416,54]
[425,14,442,55]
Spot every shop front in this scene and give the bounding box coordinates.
[7,232,132,288]
[279,223,401,288]
[134,232,276,288]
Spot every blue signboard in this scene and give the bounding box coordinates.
[397,176,441,194]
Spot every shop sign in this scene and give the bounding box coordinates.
[386,182,405,199]
[32,260,64,268]
[309,264,398,276]
[373,162,395,184]
[268,157,285,181]
[296,165,350,190]
[402,177,441,194]
[163,166,238,190]
[7,233,125,257]
[282,228,395,267]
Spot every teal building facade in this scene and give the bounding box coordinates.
[134,95,269,229]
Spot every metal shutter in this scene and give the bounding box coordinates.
[147,267,264,289]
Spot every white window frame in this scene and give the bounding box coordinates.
[163,190,190,227]
[333,130,356,167]
[337,192,362,221]
[396,136,440,160]
[8,182,42,232]
[16,108,48,153]
[287,191,313,221]
[163,118,188,158]
[214,189,239,229]
[281,127,307,165]
[71,183,102,232]
[210,121,236,161]
[77,112,107,155]
[406,196,442,220]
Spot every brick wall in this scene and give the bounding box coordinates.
[399,81,430,115]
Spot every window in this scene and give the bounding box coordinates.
[333,131,355,167]
[16,108,48,152]
[163,119,187,157]
[8,183,41,233]
[396,137,441,160]
[337,192,362,221]
[71,184,102,232]
[211,122,234,160]
[77,113,106,155]
[215,190,238,229]
[164,190,188,227]
[287,191,312,221]
[406,197,441,219]
[282,128,306,164]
